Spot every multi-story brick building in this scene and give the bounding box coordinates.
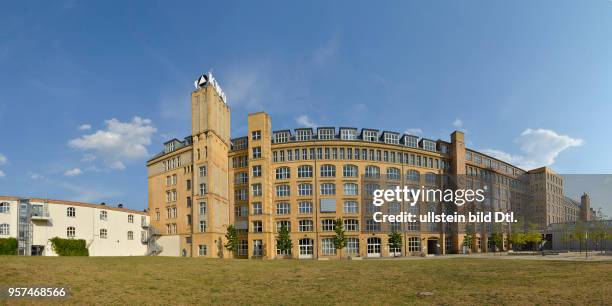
[146,72,592,258]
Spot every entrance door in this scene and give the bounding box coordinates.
[299,238,313,259]
[31,245,44,256]
[427,239,438,255]
[367,237,381,257]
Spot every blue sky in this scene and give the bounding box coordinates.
[0,1,611,213]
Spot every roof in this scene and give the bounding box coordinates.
[0,196,147,215]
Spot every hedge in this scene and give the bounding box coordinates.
[50,237,89,256]
[0,237,18,255]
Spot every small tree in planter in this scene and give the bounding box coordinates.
[388,232,402,257]
[276,224,293,258]
[333,218,346,259]
[224,225,239,256]
[463,232,474,254]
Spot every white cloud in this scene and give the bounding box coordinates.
[0,153,7,165]
[0,170,4,178]
[296,115,317,128]
[404,128,423,136]
[312,34,340,66]
[453,119,464,129]
[78,124,91,131]
[68,117,157,170]
[30,173,44,180]
[482,128,583,170]
[64,168,83,177]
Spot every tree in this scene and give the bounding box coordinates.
[509,217,527,251]
[276,224,293,257]
[388,232,402,257]
[524,224,543,252]
[463,230,474,254]
[224,225,239,254]
[574,221,587,254]
[333,218,346,259]
[490,223,504,254]
[591,221,608,254]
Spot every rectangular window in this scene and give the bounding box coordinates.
[298,201,313,214]
[276,185,290,197]
[199,166,207,177]
[253,240,263,256]
[408,237,420,252]
[252,184,262,197]
[321,219,335,231]
[298,184,313,196]
[252,221,263,233]
[321,238,336,255]
[276,202,290,215]
[320,183,336,195]
[344,219,359,231]
[298,220,313,232]
[343,183,358,195]
[252,165,261,177]
[198,245,207,256]
[199,221,207,232]
[320,198,336,213]
[384,133,399,144]
[252,202,262,215]
[199,184,207,195]
[252,147,261,159]
[346,238,359,254]
[343,201,358,213]
[199,202,207,215]
[251,130,261,140]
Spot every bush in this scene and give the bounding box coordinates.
[50,237,89,256]
[0,237,18,255]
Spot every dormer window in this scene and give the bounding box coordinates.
[422,140,436,151]
[363,130,378,142]
[404,136,418,148]
[273,132,290,143]
[340,129,357,140]
[384,133,399,144]
[164,142,175,153]
[296,129,312,141]
[318,128,334,140]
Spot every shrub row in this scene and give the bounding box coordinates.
[50,237,89,256]
[0,237,18,255]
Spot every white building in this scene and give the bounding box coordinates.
[0,196,151,256]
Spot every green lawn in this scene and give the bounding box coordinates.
[1,256,611,305]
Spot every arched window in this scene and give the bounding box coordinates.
[386,167,400,180]
[99,210,107,221]
[100,228,107,239]
[320,164,336,177]
[67,226,76,238]
[365,166,380,178]
[67,207,76,217]
[297,165,313,178]
[342,164,358,177]
[407,170,420,182]
[127,231,134,240]
[0,202,9,213]
[0,224,9,235]
[275,167,291,180]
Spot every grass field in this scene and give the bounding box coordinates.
[1,256,611,305]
